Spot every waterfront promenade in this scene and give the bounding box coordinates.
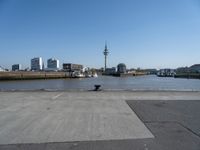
[0,91,199,150]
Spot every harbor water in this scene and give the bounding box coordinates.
[1,75,200,91]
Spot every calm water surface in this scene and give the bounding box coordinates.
[1,75,200,91]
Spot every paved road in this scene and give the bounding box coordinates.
[0,91,200,150]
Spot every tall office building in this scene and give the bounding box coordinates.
[47,58,59,70]
[31,57,43,71]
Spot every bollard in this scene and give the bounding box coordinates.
[94,85,101,91]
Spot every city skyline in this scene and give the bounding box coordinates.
[1,54,199,71]
[0,0,200,69]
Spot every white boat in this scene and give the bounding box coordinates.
[92,73,98,78]
[75,74,84,78]
[73,72,85,78]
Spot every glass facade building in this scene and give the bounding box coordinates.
[31,57,43,71]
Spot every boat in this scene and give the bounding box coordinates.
[72,71,85,78]
[92,73,98,78]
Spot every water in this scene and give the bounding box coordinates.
[0,75,200,91]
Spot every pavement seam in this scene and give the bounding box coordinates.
[52,93,63,100]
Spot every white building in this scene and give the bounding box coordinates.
[157,69,175,77]
[31,57,43,71]
[0,66,5,72]
[47,58,59,70]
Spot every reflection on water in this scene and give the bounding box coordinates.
[1,75,200,91]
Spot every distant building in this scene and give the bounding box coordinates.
[42,62,45,70]
[176,67,189,73]
[105,67,116,75]
[0,66,5,72]
[12,64,22,71]
[47,58,59,70]
[31,57,43,71]
[63,63,83,72]
[117,63,126,73]
[144,69,158,75]
[157,69,175,77]
[189,64,200,73]
[24,67,30,71]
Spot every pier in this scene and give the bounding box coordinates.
[0,72,72,80]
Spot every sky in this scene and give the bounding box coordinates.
[0,0,200,70]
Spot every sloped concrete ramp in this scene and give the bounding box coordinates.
[0,92,154,144]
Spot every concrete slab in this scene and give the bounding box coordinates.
[0,92,200,149]
[0,92,153,145]
[0,113,200,150]
[127,100,200,137]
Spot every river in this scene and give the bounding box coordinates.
[0,75,200,91]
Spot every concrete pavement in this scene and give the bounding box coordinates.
[0,91,154,145]
[0,91,200,150]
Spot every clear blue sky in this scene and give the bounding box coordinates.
[0,0,200,69]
